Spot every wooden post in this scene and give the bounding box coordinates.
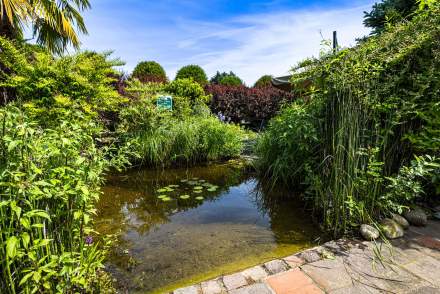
[333,31,338,52]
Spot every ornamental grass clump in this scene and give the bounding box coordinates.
[256,3,440,236]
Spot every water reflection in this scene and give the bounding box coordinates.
[95,162,320,293]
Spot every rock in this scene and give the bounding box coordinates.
[404,209,428,226]
[381,218,404,239]
[433,212,440,220]
[392,214,410,229]
[360,224,380,240]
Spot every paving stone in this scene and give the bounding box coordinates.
[402,255,440,287]
[297,250,321,263]
[329,284,376,294]
[301,257,353,292]
[283,254,305,268]
[229,283,273,294]
[201,279,224,294]
[241,265,268,281]
[174,285,201,294]
[222,273,247,291]
[264,259,288,274]
[266,268,323,294]
[415,236,440,250]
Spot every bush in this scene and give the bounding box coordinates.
[210,71,243,86]
[254,75,273,88]
[257,4,440,235]
[206,84,295,128]
[175,65,208,86]
[132,61,167,83]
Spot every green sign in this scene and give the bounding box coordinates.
[157,95,173,111]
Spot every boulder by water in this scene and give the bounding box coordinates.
[360,224,379,241]
[381,219,404,239]
[404,209,427,226]
[392,214,409,229]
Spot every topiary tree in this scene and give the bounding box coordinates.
[132,61,167,83]
[210,71,243,86]
[254,75,273,88]
[175,65,208,86]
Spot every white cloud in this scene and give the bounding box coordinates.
[81,2,373,85]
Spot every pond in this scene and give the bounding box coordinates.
[95,161,320,293]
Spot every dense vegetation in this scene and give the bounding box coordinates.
[254,75,273,88]
[132,61,167,83]
[175,65,208,86]
[256,3,440,236]
[0,37,246,292]
[206,84,295,128]
[210,71,243,86]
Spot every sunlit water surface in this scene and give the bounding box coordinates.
[95,162,320,293]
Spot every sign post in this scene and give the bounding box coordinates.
[156,95,173,111]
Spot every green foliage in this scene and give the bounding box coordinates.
[210,71,243,86]
[254,75,273,88]
[175,65,208,86]
[119,81,245,166]
[132,61,167,83]
[257,4,440,236]
[363,0,418,35]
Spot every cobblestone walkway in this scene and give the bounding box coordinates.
[173,220,440,294]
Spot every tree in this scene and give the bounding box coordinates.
[254,75,273,88]
[210,71,242,86]
[0,0,90,54]
[363,0,418,35]
[175,65,208,86]
[132,61,167,83]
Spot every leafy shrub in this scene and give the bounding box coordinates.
[175,65,208,86]
[257,4,440,235]
[206,84,295,128]
[254,75,273,88]
[132,61,167,83]
[165,78,211,106]
[210,71,243,86]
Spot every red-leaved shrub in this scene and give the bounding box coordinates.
[206,85,295,128]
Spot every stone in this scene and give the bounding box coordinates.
[283,255,305,268]
[433,212,440,220]
[381,218,404,239]
[404,209,428,226]
[266,268,323,294]
[174,285,201,294]
[392,213,410,229]
[228,283,273,294]
[401,255,440,287]
[264,259,288,274]
[201,279,224,294]
[360,224,380,240]
[297,250,321,263]
[222,273,247,291]
[241,266,268,281]
[301,258,353,292]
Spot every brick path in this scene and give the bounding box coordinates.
[173,220,440,294]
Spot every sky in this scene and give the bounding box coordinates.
[78,0,375,85]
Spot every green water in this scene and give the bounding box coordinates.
[95,161,320,293]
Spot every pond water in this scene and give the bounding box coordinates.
[95,161,320,293]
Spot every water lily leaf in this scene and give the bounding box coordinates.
[180,179,188,183]
[207,187,217,192]
[179,195,190,200]
[162,197,172,202]
[168,185,179,188]
[198,180,206,183]
[194,186,203,190]
[157,188,168,193]
[192,177,199,180]
[202,183,212,187]
[158,195,167,199]
[195,196,204,200]
[187,181,197,185]
[194,190,203,194]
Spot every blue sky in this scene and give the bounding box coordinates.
[79,0,375,84]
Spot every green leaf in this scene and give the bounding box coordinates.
[19,272,34,286]
[6,236,19,259]
[22,232,30,249]
[20,217,31,229]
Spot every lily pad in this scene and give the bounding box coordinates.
[157,195,168,199]
[198,180,206,183]
[192,177,199,180]
[194,190,203,194]
[179,195,190,200]
[187,181,197,185]
[202,183,212,187]
[180,179,188,183]
[207,187,218,192]
[157,188,168,193]
[195,196,204,200]
[168,185,180,188]
[161,197,172,202]
[194,186,203,190]
[165,187,174,192]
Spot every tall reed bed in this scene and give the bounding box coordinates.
[256,4,440,236]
